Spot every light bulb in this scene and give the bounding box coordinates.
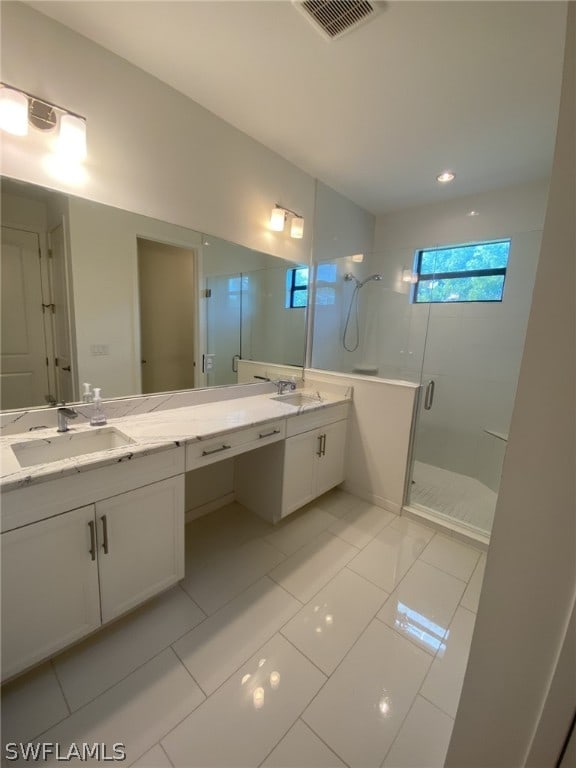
[0,87,28,136]
[436,171,455,183]
[269,207,285,232]
[57,114,87,161]
[290,216,304,239]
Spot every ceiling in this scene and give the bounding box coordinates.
[26,1,567,215]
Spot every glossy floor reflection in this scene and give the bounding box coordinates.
[1,490,485,767]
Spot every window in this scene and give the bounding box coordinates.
[285,267,309,308]
[413,239,511,303]
[315,263,337,306]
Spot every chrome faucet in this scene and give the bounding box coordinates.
[57,406,78,433]
[273,379,297,395]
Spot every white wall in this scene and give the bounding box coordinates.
[0,2,314,264]
[66,196,202,397]
[310,181,376,373]
[446,4,575,763]
[306,369,418,513]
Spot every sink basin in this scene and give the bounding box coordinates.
[272,393,323,407]
[11,427,135,468]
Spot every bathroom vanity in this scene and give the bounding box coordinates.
[0,387,350,680]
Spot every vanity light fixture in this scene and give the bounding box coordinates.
[270,204,305,238]
[436,170,455,183]
[467,210,480,217]
[0,86,29,136]
[351,253,364,263]
[0,83,87,160]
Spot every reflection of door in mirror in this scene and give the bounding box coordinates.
[49,222,74,403]
[205,274,242,386]
[137,238,197,394]
[1,227,52,409]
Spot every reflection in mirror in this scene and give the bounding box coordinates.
[0,177,307,410]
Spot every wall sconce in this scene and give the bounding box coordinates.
[351,254,364,263]
[269,204,304,239]
[402,268,418,284]
[0,83,87,161]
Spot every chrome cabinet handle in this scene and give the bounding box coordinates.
[317,435,323,457]
[258,428,280,439]
[88,520,96,561]
[232,354,240,373]
[101,515,109,554]
[201,444,231,457]
[424,380,435,410]
[321,433,327,456]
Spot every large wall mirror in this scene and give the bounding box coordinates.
[0,177,308,410]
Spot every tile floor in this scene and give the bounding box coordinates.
[1,490,486,767]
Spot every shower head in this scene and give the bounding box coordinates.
[344,273,383,287]
[359,274,383,287]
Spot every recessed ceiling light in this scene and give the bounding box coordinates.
[436,171,455,183]
[467,210,480,217]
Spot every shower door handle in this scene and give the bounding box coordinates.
[424,380,435,410]
[232,354,240,373]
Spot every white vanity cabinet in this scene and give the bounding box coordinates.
[282,416,348,516]
[1,448,185,681]
[97,477,184,623]
[235,403,349,523]
[1,504,101,680]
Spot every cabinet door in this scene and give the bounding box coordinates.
[316,419,348,497]
[281,430,319,517]
[1,505,100,680]
[97,476,184,623]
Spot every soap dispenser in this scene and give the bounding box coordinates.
[82,382,93,403]
[90,388,107,426]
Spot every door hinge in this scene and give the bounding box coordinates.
[42,303,55,313]
[202,288,212,298]
[45,357,49,367]
[55,357,59,367]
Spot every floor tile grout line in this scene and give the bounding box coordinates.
[410,603,477,723]
[279,633,330,678]
[159,742,175,768]
[378,688,422,768]
[418,552,481,584]
[176,582,208,619]
[418,690,459,720]
[50,657,72,715]
[27,645,204,747]
[295,718,354,768]
[169,643,209,699]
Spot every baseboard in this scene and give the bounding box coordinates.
[185,492,236,523]
[342,481,401,516]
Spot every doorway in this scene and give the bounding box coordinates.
[137,238,197,394]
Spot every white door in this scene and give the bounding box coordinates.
[281,430,319,516]
[316,420,348,497]
[0,226,51,409]
[49,221,74,403]
[1,505,101,680]
[137,239,196,394]
[97,476,185,623]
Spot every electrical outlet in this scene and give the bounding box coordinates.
[204,353,215,372]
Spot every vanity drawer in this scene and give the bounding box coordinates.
[186,420,285,470]
[286,402,350,437]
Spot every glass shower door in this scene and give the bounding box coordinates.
[205,274,242,386]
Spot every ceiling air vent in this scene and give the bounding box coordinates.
[294,1,380,41]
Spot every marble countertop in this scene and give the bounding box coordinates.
[0,390,350,492]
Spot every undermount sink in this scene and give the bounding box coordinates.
[11,427,135,468]
[272,393,323,407]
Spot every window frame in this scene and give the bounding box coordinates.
[413,239,510,304]
[286,267,308,309]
